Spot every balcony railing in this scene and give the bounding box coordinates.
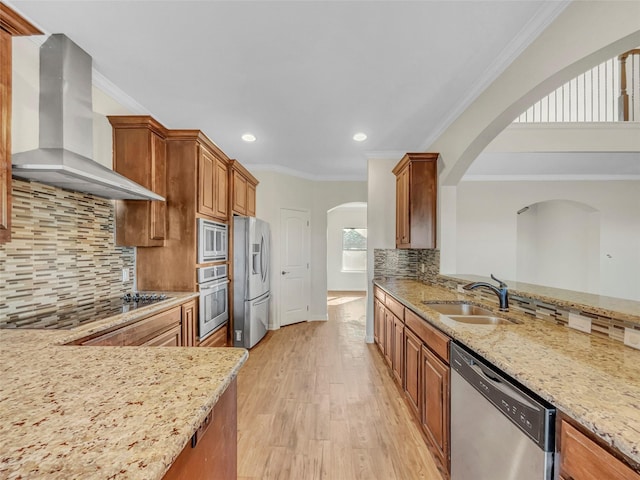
[514,48,640,123]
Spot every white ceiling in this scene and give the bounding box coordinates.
[10,0,567,180]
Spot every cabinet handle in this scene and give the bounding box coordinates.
[281,271,290,275]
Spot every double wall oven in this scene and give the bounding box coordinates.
[197,220,229,341]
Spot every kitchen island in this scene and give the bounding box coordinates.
[374,278,640,472]
[0,296,247,480]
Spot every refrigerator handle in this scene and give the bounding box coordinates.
[253,293,270,307]
[261,235,267,283]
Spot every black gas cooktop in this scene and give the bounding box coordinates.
[0,293,171,330]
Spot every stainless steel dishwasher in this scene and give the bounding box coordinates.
[450,343,555,480]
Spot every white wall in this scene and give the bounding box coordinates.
[327,204,367,291]
[365,157,399,342]
[11,36,132,167]
[455,181,640,301]
[253,170,367,327]
[516,200,600,293]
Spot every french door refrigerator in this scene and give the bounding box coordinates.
[233,216,270,348]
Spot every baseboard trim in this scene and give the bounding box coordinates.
[308,315,328,322]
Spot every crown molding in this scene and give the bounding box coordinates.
[419,0,571,151]
[92,69,153,116]
[461,174,640,182]
[243,163,366,182]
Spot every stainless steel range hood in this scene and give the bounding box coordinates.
[11,34,164,201]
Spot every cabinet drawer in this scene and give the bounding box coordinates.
[385,295,404,321]
[144,324,182,347]
[82,307,181,346]
[374,286,386,302]
[405,308,449,363]
[560,421,640,480]
[199,324,228,347]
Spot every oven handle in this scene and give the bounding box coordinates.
[199,279,229,292]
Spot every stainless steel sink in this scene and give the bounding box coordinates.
[424,302,494,316]
[423,302,514,325]
[446,315,513,325]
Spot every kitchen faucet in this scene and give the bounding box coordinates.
[463,274,509,311]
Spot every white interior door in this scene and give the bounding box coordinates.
[279,208,310,327]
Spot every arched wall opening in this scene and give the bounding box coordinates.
[327,202,368,293]
[516,200,600,293]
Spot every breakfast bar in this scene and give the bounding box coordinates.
[0,312,247,479]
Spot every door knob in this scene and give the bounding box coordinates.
[281,271,290,275]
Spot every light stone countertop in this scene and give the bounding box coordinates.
[0,294,248,480]
[375,278,640,470]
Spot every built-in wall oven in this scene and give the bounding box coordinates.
[197,219,228,264]
[197,264,229,340]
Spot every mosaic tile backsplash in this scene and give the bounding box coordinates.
[374,248,638,345]
[0,180,135,322]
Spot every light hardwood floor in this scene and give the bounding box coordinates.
[237,293,442,480]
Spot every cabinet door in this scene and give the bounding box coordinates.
[110,117,167,247]
[246,182,256,217]
[392,316,404,385]
[0,30,11,244]
[181,300,197,347]
[144,324,182,347]
[232,170,247,215]
[163,379,237,480]
[149,132,166,240]
[198,148,216,217]
[395,167,410,247]
[422,345,450,474]
[214,156,228,220]
[373,298,383,347]
[384,310,393,367]
[404,328,421,416]
[560,420,640,480]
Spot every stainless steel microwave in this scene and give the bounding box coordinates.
[197,219,228,263]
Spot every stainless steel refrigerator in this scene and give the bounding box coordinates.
[233,216,270,348]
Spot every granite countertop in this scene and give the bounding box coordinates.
[0,295,248,480]
[374,278,640,469]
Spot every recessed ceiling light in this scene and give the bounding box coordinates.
[353,132,367,142]
[242,133,256,142]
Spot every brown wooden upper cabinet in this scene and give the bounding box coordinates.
[229,160,258,216]
[392,152,438,249]
[135,129,230,292]
[0,4,43,244]
[108,116,169,247]
[198,143,228,221]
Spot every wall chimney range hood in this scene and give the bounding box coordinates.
[11,34,164,201]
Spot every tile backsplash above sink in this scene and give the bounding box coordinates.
[374,247,640,346]
[0,180,134,323]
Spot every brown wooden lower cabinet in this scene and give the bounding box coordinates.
[373,298,382,347]
[144,324,182,347]
[559,419,640,480]
[79,306,182,346]
[181,300,197,347]
[373,286,451,479]
[392,315,404,384]
[69,300,197,347]
[404,328,421,416]
[421,345,450,476]
[163,379,237,480]
[198,324,228,347]
[383,310,394,367]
